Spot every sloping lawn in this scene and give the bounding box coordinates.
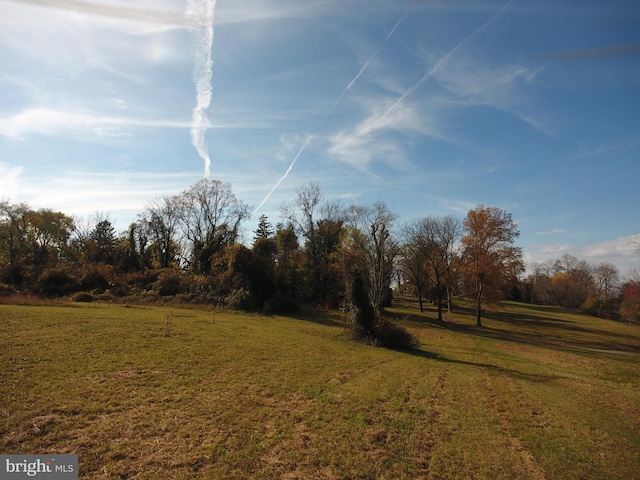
[1,298,639,479]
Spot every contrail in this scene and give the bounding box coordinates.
[186,0,216,178]
[538,41,640,61]
[323,50,379,121]
[375,0,512,127]
[256,48,378,212]
[323,10,408,121]
[386,12,408,40]
[254,135,314,213]
[254,8,410,212]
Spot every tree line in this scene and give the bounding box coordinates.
[1,179,638,330]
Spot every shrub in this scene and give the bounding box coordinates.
[79,264,113,293]
[125,270,160,292]
[153,270,183,296]
[373,316,419,351]
[582,295,620,319]
[109,283,130,297]
[182,273,218,303]
[72,292,94,303]
[621,299,640,324]
[0,283,19,297]
[37,268,80,297]
[382,287,393,308]
[224,288,256,311]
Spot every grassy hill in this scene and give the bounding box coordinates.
[1,296,639,479]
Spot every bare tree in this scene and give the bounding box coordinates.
[593,262,620,301]
[399,220,430,312]
[176,179,250,273]
[281,181,323,242]
[140,195,181,268]
[626,267,640,285]
[281,182,347,304]
[400,216,464,318]
[347,201,398,312]
[423,215,464,320]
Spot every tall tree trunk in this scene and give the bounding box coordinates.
[436,287,443,321]
[475,274,483,326]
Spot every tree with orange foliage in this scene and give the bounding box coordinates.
[621,268,640,324]
[462,205,523,326]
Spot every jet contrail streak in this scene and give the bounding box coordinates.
[254,135,314,213]
[538,41,640,60]
[187,0,216,178]
[323,50,379,122]
[376,0,512,127]
[254,5,410,212]
[387,12,407,40]
[324,9,408,122]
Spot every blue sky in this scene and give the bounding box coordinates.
[1,0,639,274]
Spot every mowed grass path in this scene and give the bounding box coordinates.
[1,297,639,479]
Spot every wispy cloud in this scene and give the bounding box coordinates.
[430,57,549,133]
[187,0,217,178]
[536,228,566,236]
[0,162,24,200]
[253,8,409,212]
[8,169,197,221]
[216,1,335,24]
[568,139,640,162]
[374,0,513,128]
[14,0,212,27]
[0,109,130,138]
[0,108,249,139]
[327,97,437,169]
[323,7,411,123]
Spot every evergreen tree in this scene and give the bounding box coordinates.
[254,214,274,242]
[89,219,116,264]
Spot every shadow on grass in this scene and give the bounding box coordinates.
[286,305,347,328]
[388,296,640,355]
[406,348,561,383]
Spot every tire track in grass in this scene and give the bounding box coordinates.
[421,367,449,479]
[482,369,546,480]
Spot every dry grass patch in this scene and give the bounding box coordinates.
[1,298,639,478]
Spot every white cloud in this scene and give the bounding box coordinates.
[216,0,337,24]
[536,228,566,236]
[9,0,202,28]
[327,95,443,170]
[525,235,640,274]
[9,169,197,229]
[0,108,253,139]
[431,56,550,133]
[0,163,24,200]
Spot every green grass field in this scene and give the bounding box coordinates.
[1,296,639,479]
